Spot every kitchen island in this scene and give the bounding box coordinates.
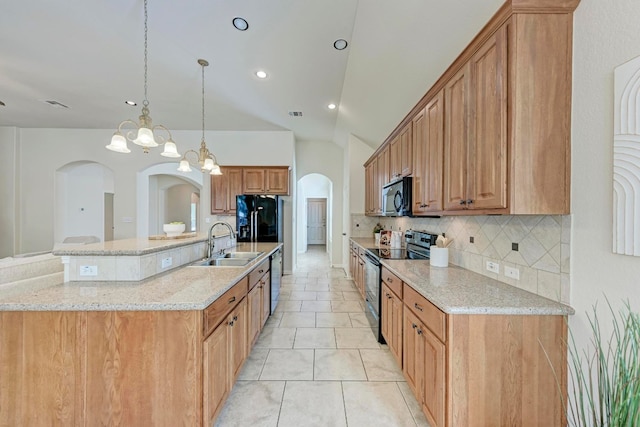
[0,241,282,426]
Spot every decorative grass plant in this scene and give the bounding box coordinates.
[563,301,639,427]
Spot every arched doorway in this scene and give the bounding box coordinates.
[136,163,203,238]
[297,173,332,256]
[55,161,115,243]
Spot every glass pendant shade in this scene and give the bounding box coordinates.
[106,133,131,153]
[202,158,215,170]
[210,164,222,175]
[133,127,158,148]
[177,159,192,172]
[161,140,181,158]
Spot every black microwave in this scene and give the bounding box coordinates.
[382,177,412,216]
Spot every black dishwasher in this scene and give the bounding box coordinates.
[270,247,283,314]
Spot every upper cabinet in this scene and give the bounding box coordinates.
[211,167,244,214]
[242,167,290,195]
[365,1,577,216]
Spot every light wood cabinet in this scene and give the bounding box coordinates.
[228,299,247,383]
[242,167,289,195]
[381,282,403,366]
[390,124,412,181]
[376,146,389,214]
[211,167,243,214]
[247,282,262,347]
[364,160,377,215]
[203,314,230,424]
[355,251,365,298]
[413,90,444,214]
[403,307,425,400]
[365,2,576,215]
[444,24,508,212]
[260,272,271,327]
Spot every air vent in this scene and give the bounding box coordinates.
[43,100,70,109]
[288,111,303,117]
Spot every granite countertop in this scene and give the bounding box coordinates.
[350,239,573,316]
[0,242,281,312]
[52,233,209,256]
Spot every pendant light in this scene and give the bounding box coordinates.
[106,0,180,157]
[177,59,222,175]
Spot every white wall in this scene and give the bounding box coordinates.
[571,0,640,354]
[295,141,345,267]
[0,127,17,257]
[3,128,295,271]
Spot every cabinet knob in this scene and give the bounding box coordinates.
[412,323,417,329]
[414,303,424,312]
[467,199,474,205]
[417,329,423,335]
[228,296,236,304]
[229,320,234,326]
[233,315,238,321]
[459,200,466,205]
[387,278,393,283]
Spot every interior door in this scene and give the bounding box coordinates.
[306,198,326,245]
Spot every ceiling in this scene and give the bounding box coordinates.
[0,0,504,148]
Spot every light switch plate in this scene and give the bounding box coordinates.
[505,266,520,280]
[161,257,172,269]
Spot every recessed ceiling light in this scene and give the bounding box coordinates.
[233,17,249,31]
[333,39,348,50]
[328,103,336,110]
[256,70,268,79]
[125,100,137,106]
[0,100,5,107]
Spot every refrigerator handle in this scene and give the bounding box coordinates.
[252,211,256,242]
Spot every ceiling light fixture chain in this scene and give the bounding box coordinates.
[177,59,222,175]
[105,0,180,158]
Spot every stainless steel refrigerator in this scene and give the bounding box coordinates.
[236,195,283,242]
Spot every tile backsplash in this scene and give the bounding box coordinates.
[351,214,571,304]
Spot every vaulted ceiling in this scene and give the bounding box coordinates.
[0,0,504,148]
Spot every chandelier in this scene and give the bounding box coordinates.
[177,59,222,175]
[105,0,180,157]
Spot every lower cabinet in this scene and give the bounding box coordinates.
[260,272,271,327]
[381,282,403,366]
[248,283,262,347]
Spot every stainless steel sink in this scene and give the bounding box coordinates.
[201,258,252,267]
[193,251,264,267]
[222,251,263,259]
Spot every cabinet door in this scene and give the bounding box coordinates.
[243,169,265,194]
[211,173,228,214]
[203,323,229,425]
[400,123,413,177]
[381,283,392,344]
[390,135,401,180]
[226,168,244,213]
[247,284,261,348]
[266,168,289,195]
[444,64,470,211]
[469,25,508,210]
[403,308,425,402]
[260,272,271,327]
[229,298,247,384]
[364,163,374,215]
[390,292,404,367]
[376,148,389,214]
[356,256,365,298]
[412,108,428,214]
[425,91,444,212]
[422,328,446,427]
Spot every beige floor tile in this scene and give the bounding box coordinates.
[314,349,367,380]
[330,283,358,292]
[342,291,362,301]
[335,327,381,349]
[316,291,345,301]
[316,312,353,328]
[254,327,296,349]
[289,291,317,300]
[275,300,302,312]
[360,349,405,381]
[304,283,331,292]
[263,314,281,328]
[278,381,347,427]
[280,284,307,291]
[237,348,269,380]
[349,312,370,327]
[343,382,420,427]
[397,381,431,426]
[331,300,364,313]
[214,380,284,427]
[260,349,314,380]
[294,328,336,349]
[301,300,333,312]
[279,312,316,328]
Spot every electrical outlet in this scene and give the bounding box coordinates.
[505,266,520,280]
[226,240,233,247]
[161,257,172,269]
[79,265,98,276]
[486,261,499,274]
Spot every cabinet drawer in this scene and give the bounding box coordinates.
[403,284,446,342]
[381,267,402,297]
[204,277,248,337]
[249,259,270,289]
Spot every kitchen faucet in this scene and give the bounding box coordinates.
[207,221,236,258]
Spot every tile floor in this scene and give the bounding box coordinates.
[214,245,430,427]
